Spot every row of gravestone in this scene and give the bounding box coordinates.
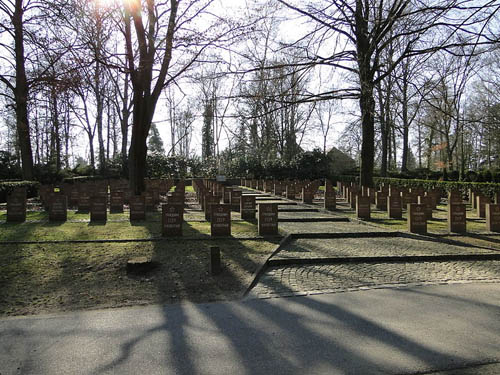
[239,178,337,210]
[5,179,184,223]
[193,179,279,236]
[337,182,500,233]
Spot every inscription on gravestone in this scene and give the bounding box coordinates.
[486,204,500,232]
[211,204,231,236]
[408,203,427,234]
[129,195,146,221]
[448,203,466,233]
[258,203,278,236]
[162,204,183,236]
[90,196,107,222]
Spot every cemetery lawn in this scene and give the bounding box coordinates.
[0,238,279,316]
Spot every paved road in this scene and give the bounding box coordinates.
[1,283,499,375]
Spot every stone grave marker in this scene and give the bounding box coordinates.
[286,184,296,200]
[448,203,466,233]
[7,189,27,222]
[129,195,146,221]
[387,195,402,219]
[273,183,283,197]
[401,191,417,207]
[230,189,242,212]
[162,203,183,236]
[486,204,500,232]
[302,187,314,204]
[69,186,80,208]
[144,190,156,211]
[110,191,124,213]
[78,190,91,212]
[476,195,490,218]
[495,192,500,204]
[240,195,256,220]
[324,184,336,211]
[418,195,433,220]
[258,203,278,236]
[407,203,427,234]
[90,196,107,222]
[204,194,220,221]
[350,190,357,209]
[49,194,67,222]
[356,196,371,219]
[223,186,232,204]
[211,204,231,236]
[376,191,388,211]
[448,190,462,205]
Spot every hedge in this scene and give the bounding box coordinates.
[338,176,500,198]
[0,180,40,203]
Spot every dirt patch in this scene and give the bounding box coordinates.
[0,239,279,317]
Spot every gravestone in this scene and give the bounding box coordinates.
[476,195,490,218]
[376,191,388,211]
[356,196,371,219]
[110,191,124,213]
[49,194,67,222]
[302,188,314,204]
[387,195,402,219]
[69,186,80,208]
[162,203,183,236]
[486,204,500,232]
[417,195,433,220]
[448,203,466,233]
[129,195,146,221]
[90,196,107,222]
[448,190,462,205]
[240,195,256,220]
[210,204,231,236]
[78,190,91,212]
[230,189,242,212]
[258,203,278,235]
[407,203,427,234]
[494,191,500,204]
[273,183,283,197]
[401,191,417,207]
[7,189,27,222]
[324,184,336,211]
[350,191,357,209]
[144,190,156,211]
[286,185,296,200]
[223,186,232,204]
[204,194,220,221]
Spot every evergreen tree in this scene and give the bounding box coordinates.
[202,101,214,161]
[147,123,165,154]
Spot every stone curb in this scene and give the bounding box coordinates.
[243,234,294,296]
[268,253,500,267]
[247,279,500,300]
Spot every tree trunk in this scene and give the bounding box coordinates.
[13,0,34,180]
[121,74,130,177]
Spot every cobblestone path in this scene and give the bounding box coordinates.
[249,260,500,298]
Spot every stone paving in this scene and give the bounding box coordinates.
[249,261,500,298]
[273,235,499,260]
[248,194,500,299]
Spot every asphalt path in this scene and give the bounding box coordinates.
[1,283,499,375]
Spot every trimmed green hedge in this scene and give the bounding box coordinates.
[62,175,111,184]
[338,176,500,198]
[0,180,40,202]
